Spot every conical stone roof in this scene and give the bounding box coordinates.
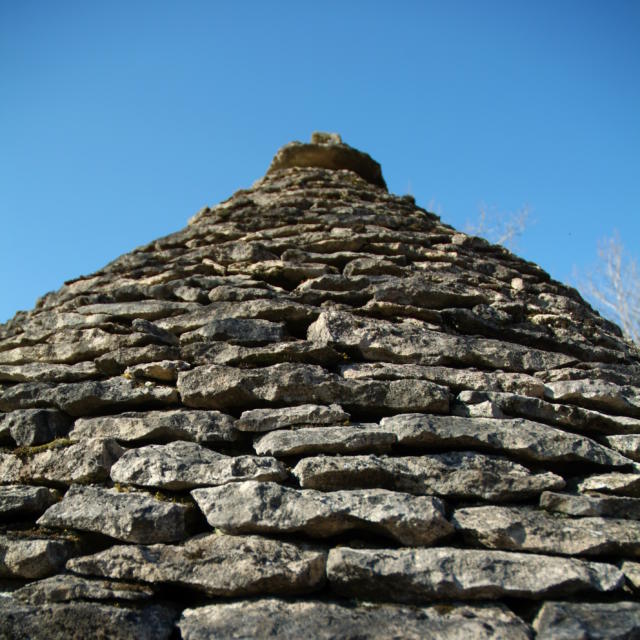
[1,134,640,638]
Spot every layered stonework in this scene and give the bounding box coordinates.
[1,135,639,637]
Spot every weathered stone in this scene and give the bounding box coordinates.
[604,434,640,462]
[0,409,71,447]
[237,403,349,433]
[67,533,326,597]
[0,485,59,519]
[178,363,449,413]
[0,599,176,640]
[178,598,531,640]
[379,413,632,467]
[254,424,395,457]
[544,379,640,417]
[192,482,453,546]
[180,318,286,346]
[0,534,78,579]
[70,409,238,444]
[327,546,623,601]
[95,344,180,375]
[540,490,640,519]
[0,452,21,483]
[578,472,640,497]
[293,452,564,501]
[308,310,576,372]
[124,359,190,382]
[0,362,99,383]
[38,484,189,543]
[110,441,286,490]
[621,561,640,590]
[131,318,179,346]
[21,438,124,485]
[75,300,199,319]
[533,601,640,640]
[12,574,154,604]
[453,505,640,557]
[340,362,546,398]
[0,378,178,416]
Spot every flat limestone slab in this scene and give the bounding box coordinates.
[191,481,453,546]
[578,472,640,497]
[38,484,189,543]
[0,484,59,519]
[293,452,564,501]
[540,490,640,519]
[110,441,286,490]
[605,434,640,461]
[70,409,238,444]
[66,533,326,597]
[178,598,531,640]
[326,546,623,601]
[453,505,640,557]
[533,601,640,640]
[254,424,395,457]
[380,413,633,467]
[0,598,176,640]
[236,403,348,432]
[0,409,71,447]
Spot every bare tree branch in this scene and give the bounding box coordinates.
[465,204,531,250]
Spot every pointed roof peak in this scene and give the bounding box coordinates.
[266,132,387,190]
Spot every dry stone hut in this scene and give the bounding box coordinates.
[1,133,640,639]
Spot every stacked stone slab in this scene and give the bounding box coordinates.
[1,133,640,638]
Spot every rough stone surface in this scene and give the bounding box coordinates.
[293,452,564,501]
[0,534,78,579]
[621,561,640,590]
[453,505,640,557]
[236,403,349,432]
[12,574,155,604]
[110,440,286,490]
[192,481,453,545]
[605,434,640,461]
[180,317,286,345]
[0,409,71,447]
[380,413,632,467]
[37,484,189,543]
[533,601,640,640]
[540,490,640,519]
[327,546,623,601]
[0,599,176,640]
[178,598,531,640]
[544,379,640,417]
[67,533,326,597]
[578,472,640,497]
[69,409,238,444]
[0,484,59,519]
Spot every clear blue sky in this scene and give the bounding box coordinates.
[1,1,639,323]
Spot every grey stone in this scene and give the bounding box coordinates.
[131,318,179,346]
[544,379,640,417]
[0,599,176,640]
[0,409,71,447]
[326,546,623,601]
[38,484,189,543]
[178,598,531,640]
[67,533,326,597]
[293,452,564,501]
[379,413,632,467]
[621,561,640,590]
[0,452,21,483]
[110,440,287,490]
[533,601,640,640]
[604,434,640,462]
[124,359,190,382]
[0,534,78,579]
[0,362,99,383]
[237,403,349,433]
[12,574,154,604]
[75,300,199,319]
[453,505,640,557]
[180,318,286,346]
[178,363,449,413]
[70,409,238,444]
[192,482,453,546]
[95,344,180,375]
[254,423,395,457]
[578,472,640,497]
[0,378,179,416]
[0,485,59,519]
[20,438,124,485]
[540,491,640,519]
[308,310,576,372]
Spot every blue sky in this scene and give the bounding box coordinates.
[1,1,639,324]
